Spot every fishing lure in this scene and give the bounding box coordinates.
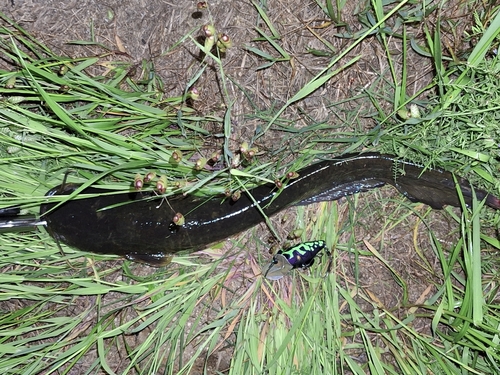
[264,240,328,280]
[0,153,499,266]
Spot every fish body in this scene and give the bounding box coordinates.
[15,153,500,265]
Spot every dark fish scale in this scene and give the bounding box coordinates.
[34,153,500,265]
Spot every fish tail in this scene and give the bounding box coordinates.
[0,210,45,233]
[485,194,500,210]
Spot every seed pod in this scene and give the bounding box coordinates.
[188,87,200,101]
[239,141,248,154]
[230,153,241,168]
[7,146,21,154]
[171,150,183,163]
[224,189,232,197]
[58,65,69,76]
[59,85,70,93]
[202,24,216,38]
[409,104,421,119]
[216,41,226,53]
[204,34,216,51]
[397,108,410,120]
[106,9,115,22]
[275,179,283,189]
[210,150,222,163]
[5,76,16,89]
[144,171,156,183]
[173,212,185,226]
[173,180,186,189]
[247,147,258,158]
[287,229,304,240]
[286,171,299,179]
[197,1,207,9]
[156,176,167,194]
[194,157,207,171]
[134,174,144,190]
[231,190,241,201]
[217,33,233,51]
[7,96,26,104]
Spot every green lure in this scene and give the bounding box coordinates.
[264,240,328,280]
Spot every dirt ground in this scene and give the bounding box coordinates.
[1,0,486,373]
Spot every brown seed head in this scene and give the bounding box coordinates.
[134,174,143,190]
[173,213,185,226]
[144,171,156,183]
